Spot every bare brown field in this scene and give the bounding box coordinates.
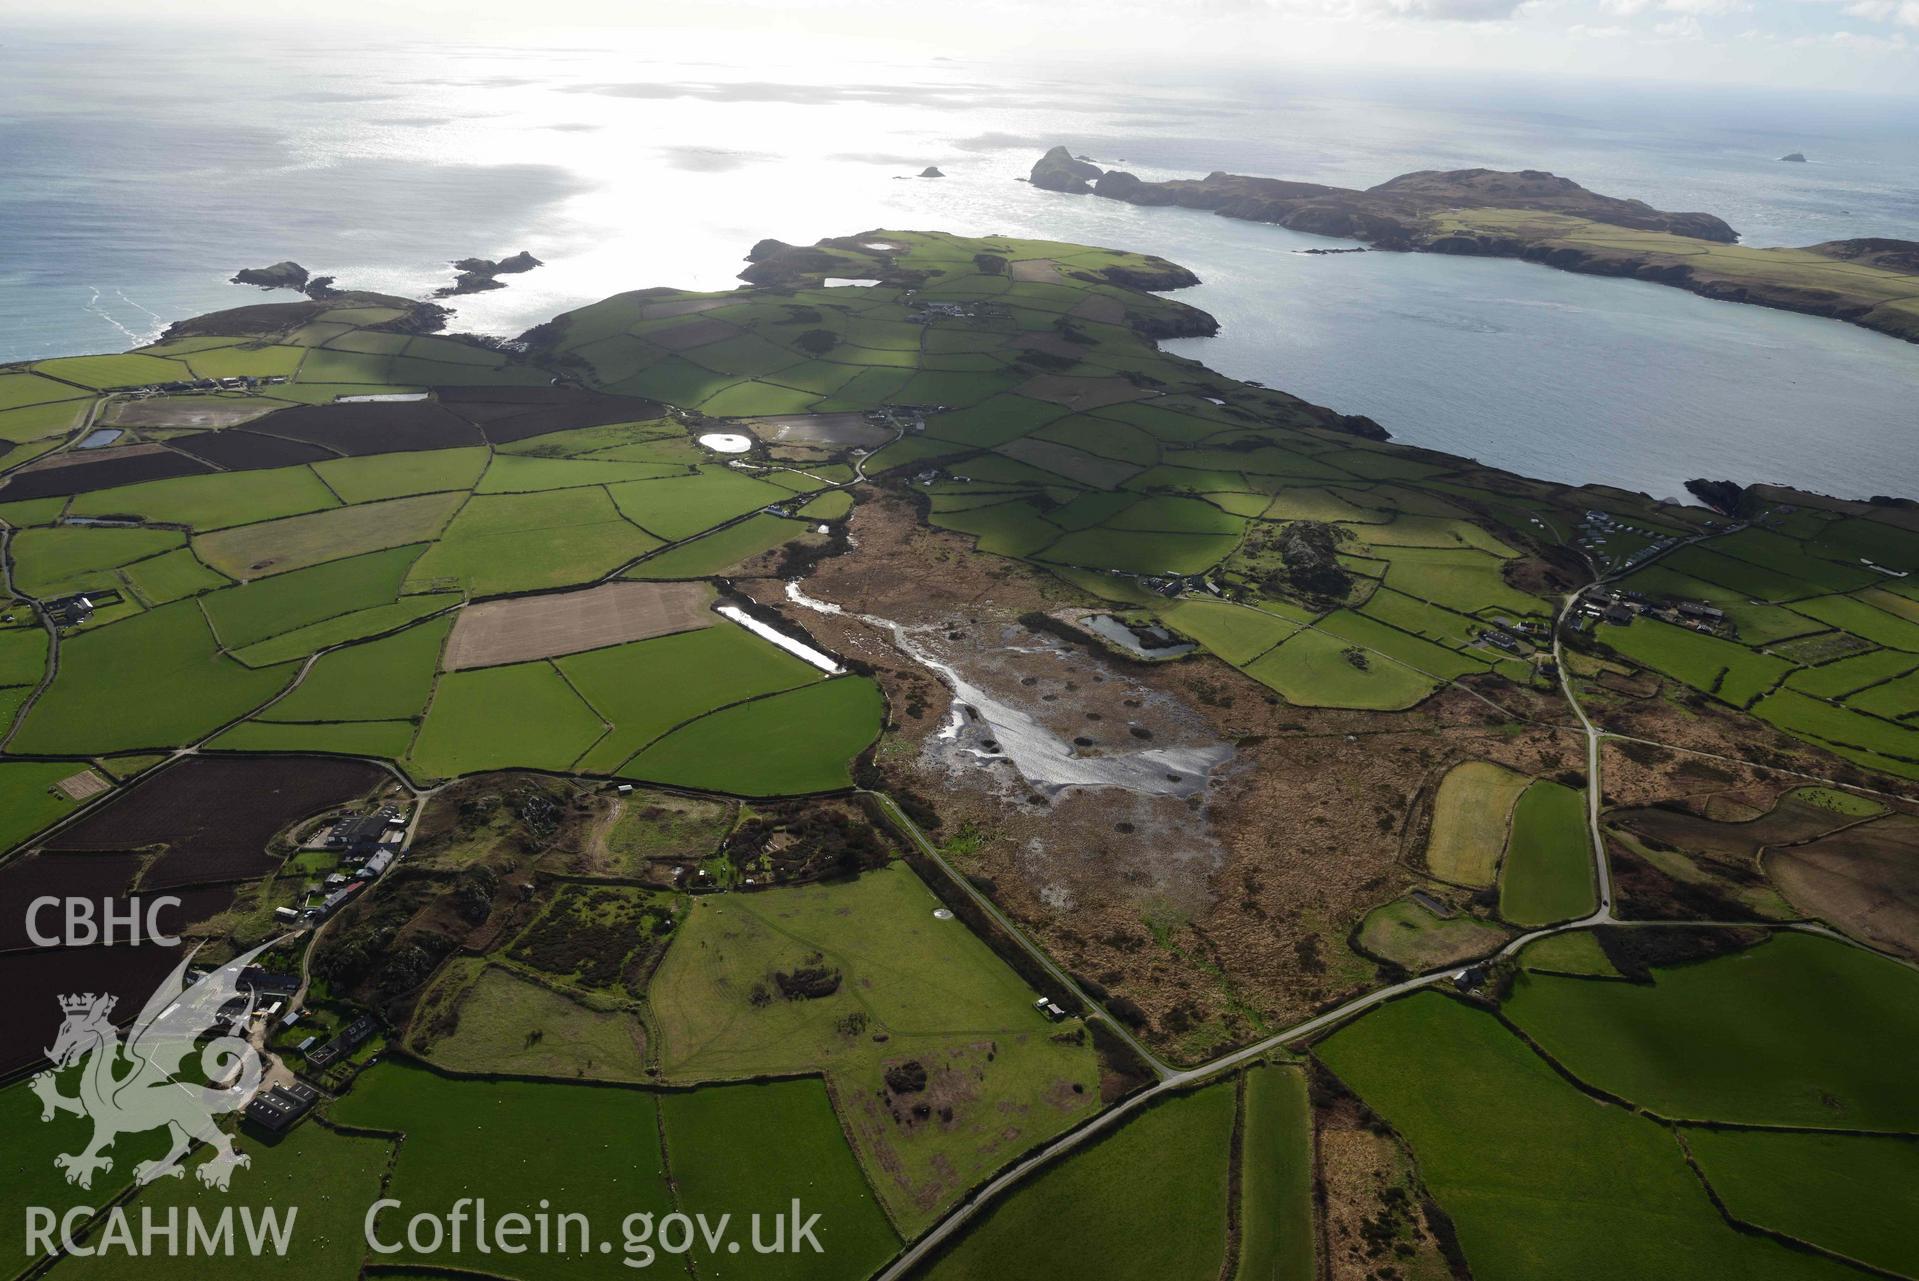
[1009,259,1063,283]
[1766,814,1919,958]
[442,579,715,670]
[1069,295,1127,325]
[746,413,892,449]
[54,769,109,801]
[106,398,284,430]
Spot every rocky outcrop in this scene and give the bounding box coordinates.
[231,261,309,291]
[163,293,448,343]
[436,250,545,298]
[1807,238,1919,273]
[1125,301,1219,340]
[1684,479,1757,518]
[1780,152,1807,163]
[1331,413,1389,441]
[919,166,945,178]
[1030,145,1103,194]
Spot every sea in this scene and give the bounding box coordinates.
[4,30,1918,502]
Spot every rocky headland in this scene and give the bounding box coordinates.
[1027,149,1919,345]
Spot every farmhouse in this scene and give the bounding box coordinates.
[239,967,300,997]
[304,1014,378,1071]
[41,594,96,628]
[326,813,389,857]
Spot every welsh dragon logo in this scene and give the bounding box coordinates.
[31,941,275,1192]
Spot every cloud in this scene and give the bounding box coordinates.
[1655,14,1704,34]
[1372,0,1531,17]
[1851,0,1919,23]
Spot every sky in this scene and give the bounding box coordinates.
[0,0,1914,93]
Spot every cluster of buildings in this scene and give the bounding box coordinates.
[1571,589,1730,637]
[1478,615,1548,656]
[243,1080,319,1133]
[302,1014,378,1071]
[1575,509,1682,572]
[273,806,408,927]
[123,375,290,395]
[41,588,123,628]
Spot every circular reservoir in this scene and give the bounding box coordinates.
[697,432,753,454]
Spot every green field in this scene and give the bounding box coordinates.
[329,1060,894,1281]
[0,760,84,853]
[1315,992,1860,1281]
[1243,626,1441,710]
[69,464,340,530]
[658,1080,901,1280]
[1684,1128,1919,1276]
[920,1083,1236,1281]
[650,862,1098,1232]
[558,624,820,773]
[1598,617,1792,707]
[52,1114,392,1281]
[1503,932,1919,1129]
[202,544,422,649]
[257,614,450,723]
[416,961,649,1082]
[404,487,659,595]
[313,445,489,503]
[625,513,810,579]
[408,660,607,777]
[9,525,184,598]
[327,1060,676,1281]
[11,600,293,753]
[1236,1066,1316,1281]
[622,676,883,795]
[1497,780,1595,925]
[1355,895,1510,971]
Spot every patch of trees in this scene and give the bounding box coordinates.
[773,964,842,1000]
[726,805,890,884]
[507,886,671,992]
[883,1060,928,1093]
[1596,922,1766,982]
[1267,520,1356,601]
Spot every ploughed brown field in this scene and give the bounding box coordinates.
[441,579,715,670]
[42,755,387,888]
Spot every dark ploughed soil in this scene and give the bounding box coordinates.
[244,401,482,455]
[0,448,213,500]
[172,427,343,470]
[44,755,387,888]
[0,942,227,1077]
[435,386,666,445]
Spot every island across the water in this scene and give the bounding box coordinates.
[1029,146,1919,344]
